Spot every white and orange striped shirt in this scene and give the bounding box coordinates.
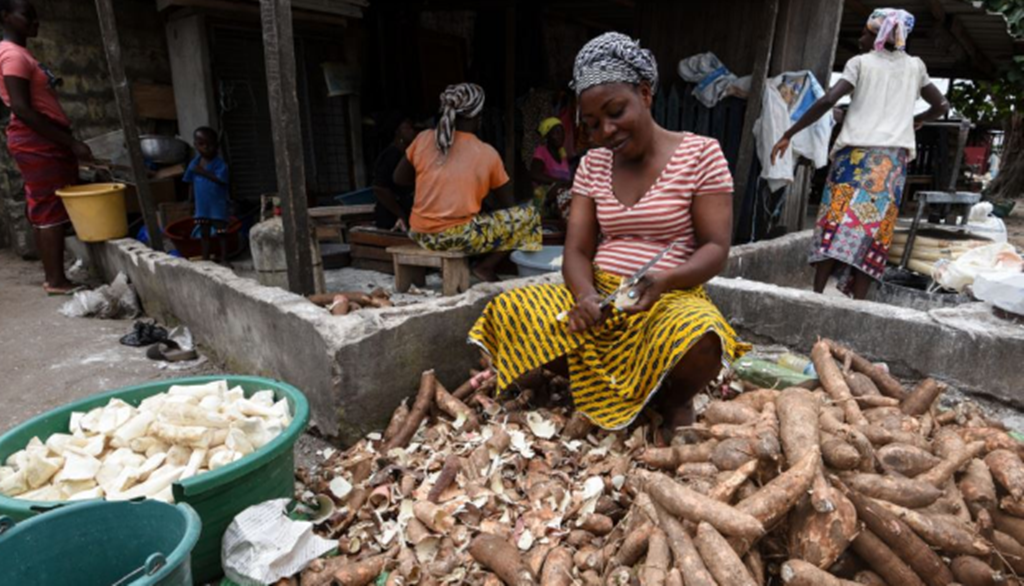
[572,133,734,277]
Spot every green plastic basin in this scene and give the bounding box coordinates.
[0,375,309,584]
[0,500,201,586]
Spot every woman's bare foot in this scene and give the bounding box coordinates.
[661,401,696,443]
[43,281,80,295]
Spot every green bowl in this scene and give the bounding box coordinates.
[0,376,309,584]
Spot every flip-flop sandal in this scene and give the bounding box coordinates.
[146,341,198,362]
[120,321,170,347]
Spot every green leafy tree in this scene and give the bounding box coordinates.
[948,1,1024,198]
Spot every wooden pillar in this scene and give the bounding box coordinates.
[259,0,315,295]
[732,0,780,232]
[94,0,163,251]
[503,5,516,192]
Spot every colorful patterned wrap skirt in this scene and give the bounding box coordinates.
[468,269,747,430]
[410,203,542,255]
[810,146,908,293]
[7,118,78,228]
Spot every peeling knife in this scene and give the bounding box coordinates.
[557,241,677,322]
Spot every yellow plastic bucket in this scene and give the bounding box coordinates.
[56,183,128,242]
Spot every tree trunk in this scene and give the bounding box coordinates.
[986,112,1024,200]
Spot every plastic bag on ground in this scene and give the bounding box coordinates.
[60,272,140,319]
[932,243,1024,293]
[963,202,1008,243]
[221,498,336,586]
[973,272,1024,315]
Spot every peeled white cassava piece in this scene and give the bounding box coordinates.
[0,380,290,503]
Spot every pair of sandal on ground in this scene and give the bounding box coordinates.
[119,320,198,363]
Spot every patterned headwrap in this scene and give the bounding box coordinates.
[436,83,485,156]
[570,32,658,96]
[866,8,915,52]
[538,117,562,137]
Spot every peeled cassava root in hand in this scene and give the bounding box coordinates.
[286,340,1024,586]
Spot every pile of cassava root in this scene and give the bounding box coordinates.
[289,339,1024,586]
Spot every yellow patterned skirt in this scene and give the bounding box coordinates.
[410,203,542,255]
[468,269,747,429]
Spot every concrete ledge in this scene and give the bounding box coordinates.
[724,230,814,286]
[707,276,1024,408]
[77,239,560,444]
[76,237,1022,444]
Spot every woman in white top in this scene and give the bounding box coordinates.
[771,8,949,299]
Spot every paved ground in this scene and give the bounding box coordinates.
[1005,203,1024,250]
[0,249,332,467]
[0,249,221,434]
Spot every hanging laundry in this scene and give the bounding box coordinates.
[754,71,833,191]
[677,52,747,108]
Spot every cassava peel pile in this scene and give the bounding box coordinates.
[293,340,1024,585]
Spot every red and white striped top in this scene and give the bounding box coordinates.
[572,133,734,277]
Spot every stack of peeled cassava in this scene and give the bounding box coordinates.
[291,339,1024,586]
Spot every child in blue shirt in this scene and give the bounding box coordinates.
[183,126,230,261]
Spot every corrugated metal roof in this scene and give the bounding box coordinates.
[837,0,1016,79]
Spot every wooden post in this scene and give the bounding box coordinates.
[503,5,516,193]
[732,0,780,233]
[259,0,316,295]
[94,0,163,251]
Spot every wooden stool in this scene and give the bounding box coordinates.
[387,245,471,296]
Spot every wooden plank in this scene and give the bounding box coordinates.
[781,162,812,233]
[732,0,779,232]
[503,5,516,194]
[347,95,366,188]
[351,258,394,274]
[386,244,470,259]
[308,204,375,218]
[927,0,946,21]
[159,0,352,25]
[950,16,996,79]
[351,243,393,262]
[348,226,413,248]
[132,83,177,120]
[393,253,444,269]
[441,258,470,296]
[94,0,163,251]
[260,0,315,294]
[844,0,871,18]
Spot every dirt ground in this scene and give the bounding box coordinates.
[0,249,332,466]
[1004,203,1024,250]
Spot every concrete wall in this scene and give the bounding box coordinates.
[724,230,814,287]
[1,0,170,255]
[77,238,561,445]
[77,235,1023,446]
[166,14,217,138]
[706,277,1024,409]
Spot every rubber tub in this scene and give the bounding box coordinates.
[0,375,309,584]
[511,245,565,277]
[56,183,128,242]
[0,500,201,586]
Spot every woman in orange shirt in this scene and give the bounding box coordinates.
[394,83,541,282]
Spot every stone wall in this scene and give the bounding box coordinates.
[1,0,171,254]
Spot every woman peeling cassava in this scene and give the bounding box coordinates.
[469,33,747,436]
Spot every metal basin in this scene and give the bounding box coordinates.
[140,135,189,164]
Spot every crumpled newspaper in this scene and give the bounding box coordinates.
[222,498,337,585]
[59,272,140,319]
